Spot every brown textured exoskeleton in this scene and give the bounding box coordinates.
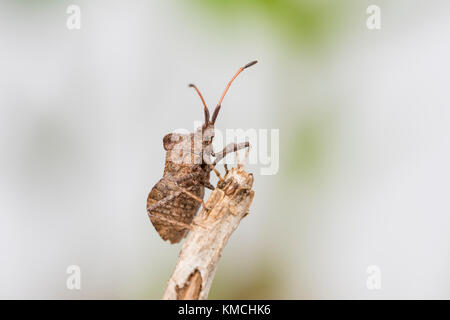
[147,60,257,244]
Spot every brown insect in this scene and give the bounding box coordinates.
[147,60,257,244]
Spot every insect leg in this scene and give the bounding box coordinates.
[175,170,215,191]
[147,189,181,212]
[174,171,203,184]
[213,142,250,165]
[204,181,215,190]
[173,183,210,210]
[147,190,193,230]
[148,212,206,230]
[209,164,224,182]
[147,212,192,230]
[239,146,251,168]
[147,189,207,230]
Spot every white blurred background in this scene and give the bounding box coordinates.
[1,0,450,299]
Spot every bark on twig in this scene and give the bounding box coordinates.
[162,165,255,300]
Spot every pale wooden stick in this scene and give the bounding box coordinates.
[162,166,255,300]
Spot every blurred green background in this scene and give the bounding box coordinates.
[1,0,450,299]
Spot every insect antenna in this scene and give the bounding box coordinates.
[211,60,258,124]
[189,83,210,124]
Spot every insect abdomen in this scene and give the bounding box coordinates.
[147,176,204,244]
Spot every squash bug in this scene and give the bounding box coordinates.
[146,60,257,243]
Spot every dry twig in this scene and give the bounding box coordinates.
[162,164,254,300]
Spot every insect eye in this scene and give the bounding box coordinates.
[204,130,214,141]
